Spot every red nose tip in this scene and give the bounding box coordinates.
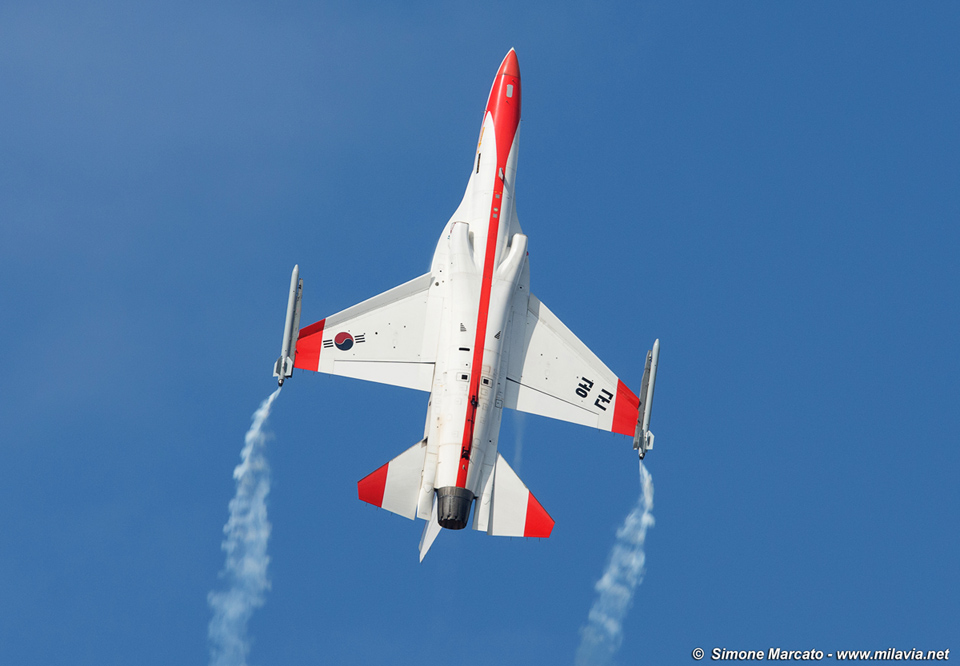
[500,48,520,79]
[483,49,522,159]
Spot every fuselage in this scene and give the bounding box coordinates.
[419,50,527,529]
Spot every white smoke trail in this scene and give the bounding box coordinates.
[207,388,281,666]
[575,461,655,666]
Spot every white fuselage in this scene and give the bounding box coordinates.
[415,101,529,522]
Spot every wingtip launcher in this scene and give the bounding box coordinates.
[273,264,303,386]
[633,338,660,459]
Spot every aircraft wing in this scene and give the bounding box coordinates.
[503,294,640,436]
[294,273,441,391]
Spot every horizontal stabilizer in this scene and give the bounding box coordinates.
[358,440,426,521]
[479,454,554,538]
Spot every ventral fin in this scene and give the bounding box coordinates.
[419,497,442,562]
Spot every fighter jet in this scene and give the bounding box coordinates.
[273,49,660,560]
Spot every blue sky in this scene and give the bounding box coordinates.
[2,2,958,664]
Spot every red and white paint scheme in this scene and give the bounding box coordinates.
[274,50,660,560]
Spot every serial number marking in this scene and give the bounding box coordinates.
[576,377,613,411]
[576,377,595,398]
[594,388,613,411]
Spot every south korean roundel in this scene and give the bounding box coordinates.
[334,332,354,351]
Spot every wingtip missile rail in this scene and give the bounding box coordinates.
[273,264,303,387]
[633,338,660,459]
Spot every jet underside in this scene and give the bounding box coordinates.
[273,50,660,560]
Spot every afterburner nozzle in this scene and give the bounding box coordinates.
[436,486,474,530]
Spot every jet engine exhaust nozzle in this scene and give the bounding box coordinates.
[436,486,474,530]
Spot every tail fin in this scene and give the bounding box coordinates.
[357,440,426,520]
[474,454,554,538]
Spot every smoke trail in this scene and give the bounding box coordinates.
[575,461,655,666]
[207,388,281,666]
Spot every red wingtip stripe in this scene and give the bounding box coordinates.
[611,379,641,436]
[523,492,555,538]
[357,463,389,508]
[294,318,325,372]
[299,318,326,337]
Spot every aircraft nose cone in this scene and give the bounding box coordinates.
[501,48,520,79]
[484,49,523,154]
